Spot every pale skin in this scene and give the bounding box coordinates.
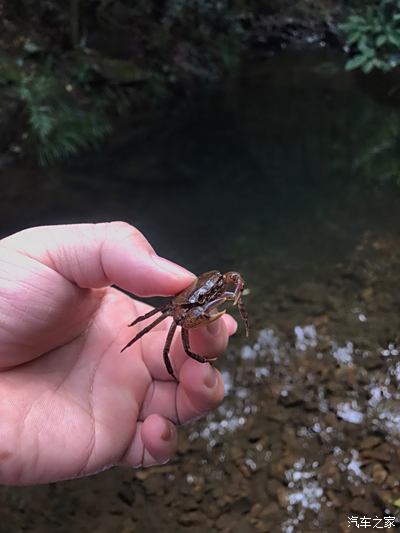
[0,221,237,486]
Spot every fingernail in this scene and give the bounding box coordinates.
[204,367,217,389]
[206,319,221,336]
[161,423,172,441]
[151,255,194,278]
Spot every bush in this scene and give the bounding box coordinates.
[0,60,111,165]
[340,0,400,73]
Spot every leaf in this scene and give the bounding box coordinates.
[363,59,377,73]
[376,35,387,47]
[345,54,367,71]
[23,41,42,54]
[387,32,400,47]
[359,40,376,57]
[347,32,362,45]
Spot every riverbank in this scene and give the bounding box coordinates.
[0,1,346,166]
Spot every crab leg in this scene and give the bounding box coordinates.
[238,298,250,336]
[121,312,169,352]
[127,304,169,327]
[223,271,244,305]
[163,322,178,380]
[181,328,208,364]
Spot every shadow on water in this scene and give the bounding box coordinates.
[1,49,400,532]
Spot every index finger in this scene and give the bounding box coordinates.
[1,222,196,297]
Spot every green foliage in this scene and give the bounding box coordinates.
[0,62,111,165]
[340,0,400,73]
[158,0,246,80]
[22,74,112,165]
[353,109,400,186]
[0,0,350,164]
[162,0,242,34]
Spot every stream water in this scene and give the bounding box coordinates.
[1,48,400,532]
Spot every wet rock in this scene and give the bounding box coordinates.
[266,478,284,498]
[135,470,151,481]
[181,499,199,512]
[276,486,288,508]
[278,388,304,407]
[230,496,253,514]
[229,516,255,533]
[117,490,134,506]
[253,520,271,533]
[361,445,391,463]
[338,517,354,533]
[334,366,358,387]
[324,411,340,428]
[361,287,374,301]
[363,355,384,370]
[258,501,281,520]
[141,475,164,496]
[326,489,341,507]
[338,266,367,284]
[281,425,296,446]
[249,502,262,518]
[119,518,137,533]
[206,502,222,520]
[238,463,252,479]
[178,437,190,454]
[178,511,209,527]
[185,528,210,533]
[373,489,393,506]
[245,420,268,443]
[265,406,290,423]
[350,496,377,515]
[215,512,237,530]
[318,457,341,489]
[218,494,235,510]
[231,447,244,462]
[349,483,366,498]
[270,453,297,481]
[212,486,226,500]
[371,463,388,485]
[385,474,399,489]
[289,282,326,304]
[326,295,342,311]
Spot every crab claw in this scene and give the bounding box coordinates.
[207,309,226,322]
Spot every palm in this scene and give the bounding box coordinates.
[0,289,149,481]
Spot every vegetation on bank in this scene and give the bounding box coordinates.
[341,0,400,73]
[1,0,400,168]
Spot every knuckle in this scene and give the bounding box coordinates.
[103,222,153,251]
[108,221,140,238]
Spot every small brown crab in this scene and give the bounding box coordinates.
[121,271,249,380]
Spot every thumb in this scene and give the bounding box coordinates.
[2,222,195,297]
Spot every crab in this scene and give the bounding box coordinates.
[121,270,249,380]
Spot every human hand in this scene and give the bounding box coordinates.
[0,222,236,485]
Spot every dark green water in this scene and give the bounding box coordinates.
[1,49,400,532]
[2,49,399,305]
